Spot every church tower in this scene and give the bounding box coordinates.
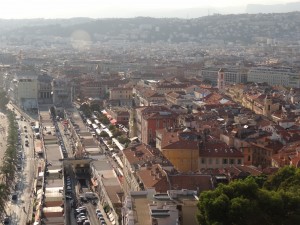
[263,94,272,117]
[218,68,225,92]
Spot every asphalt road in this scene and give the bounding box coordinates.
[6,104,37,225]
[86,202,107,225]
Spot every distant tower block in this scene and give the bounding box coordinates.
[218,68,225,92]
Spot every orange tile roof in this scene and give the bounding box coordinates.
[123,144,155,165]
[169,174,213,192]
[200,141,244,158]
[157,129,199,150]
[137,164,170,193]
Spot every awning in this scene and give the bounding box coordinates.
[110,119,117,125]
[114,155,124,169]
[117,168,124,177]
[38,172,44,177]
[109,213,114,221]
[91,178,98,187]
[103,128,113,137]
[92,124,98,129]
[130,137,138,142]
[96,128,101,135]
[112,138,124,151]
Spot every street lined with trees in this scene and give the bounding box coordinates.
[0,92,19,219]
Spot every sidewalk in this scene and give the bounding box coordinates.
[0,112,8,167]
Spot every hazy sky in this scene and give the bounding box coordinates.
[1,0,293,18]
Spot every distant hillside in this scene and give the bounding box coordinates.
[246,2,300,13]
[2,12,300,44]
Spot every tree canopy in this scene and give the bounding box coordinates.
[0,110,19,218]
[0,91,9,111]
[197,166,300,225]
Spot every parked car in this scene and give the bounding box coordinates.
[11,193,18,202]
[97,213,103,218]
[76,213,86,218]
[65,195,72,200]
[3,216,10,225]
[83,220,90,225]
[78,216,87,221]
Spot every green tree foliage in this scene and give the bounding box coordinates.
[90,103,100,112]
[264,166,300,193]
[80,103,91,117]
[112,129,122,138]
[0,110,18,217]
[99,115,110,125]
[108,124,116,131]
[197,167,300,225]
[100,131,109,138]
[117,135,130,145]
[0,91,9,111]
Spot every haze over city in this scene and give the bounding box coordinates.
[2,0,300,224]
[1,0,297,18]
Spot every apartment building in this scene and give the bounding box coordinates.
[37,73,53,104]
[156,129,199,172]
[201,67,248,85]
[198,139,244,170]
[151,81,188,95]
[133,86,166,106]
[52,79,72,107]
[247,67,300,88]
[107,87,133,107]
[133,106,177,145]
[165,91,194,107]
[109,87,132,100]
[10,76,38,109]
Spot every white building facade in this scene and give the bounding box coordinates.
[248,67,300,88]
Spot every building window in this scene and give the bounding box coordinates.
[248,156,251,161]
[223,158,228,164]
[216,158,219,164]
[230,159,234,164]
[237,159,242,164]
[201,158,206,164]
[209,158,212,164]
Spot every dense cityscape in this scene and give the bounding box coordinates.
[0,10,300,225]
